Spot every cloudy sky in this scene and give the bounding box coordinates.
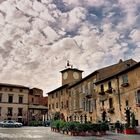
[0,0,140,95]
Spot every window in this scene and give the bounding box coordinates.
[0,107,1,116]
[108,81,112,89]
[56,93,58,98]
[56,102,58,108]
[88,82,91,94]
[136,90,140,104]
[66,100,69,108]
[49,104,51,110]
[19,96,23,104]
[89,100,93,113]
[69,91,71,97]
[18,108,23,116]
[0,93,2,102]
[109,98,113,108]
[126,100,129,107]
[102,101,104,106]
[83,98,86,111]
[100,84,104,92]
[32,97,34,103]
[7,107,13,116]
[52,94,54,98]
[86,100,89,111]
[93,99,96,110]
[122,74,128,84]
[82,85,86,93]
[61,101,63,109]
[52,104,54,109]
[20,89,23,92]
[61,90,63,95]
[79,96,83,109]
[9,88,13,92]
[90,117,92,122]
[8,95,13,103]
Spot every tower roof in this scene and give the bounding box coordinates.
[60,68,83,73]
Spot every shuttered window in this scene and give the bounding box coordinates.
[136,90,140,104]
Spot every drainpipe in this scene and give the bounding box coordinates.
[116,76,121,111]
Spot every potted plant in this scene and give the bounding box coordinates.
[67,122,79,136]
[123,113,137,134]
[100,122,108,135]
[115,121,122,133]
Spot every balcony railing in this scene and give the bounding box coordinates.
[18,113,23,116]
[100,107,105,111]
[121,82,129,87]
[85,93,92,98]
[106,88,113,94]
[99,91,105,95]
[107,107,114,114]
[136,103,140,107]
[7,113,12,116]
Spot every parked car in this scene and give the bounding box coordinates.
[0,120,23,127]
[43,120,51,127]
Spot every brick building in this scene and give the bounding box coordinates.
[28,88,48,122]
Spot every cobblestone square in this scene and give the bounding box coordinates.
[0,127,140,140]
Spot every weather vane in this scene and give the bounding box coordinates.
[66,60,73,68]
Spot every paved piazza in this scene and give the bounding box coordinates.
[0,127,140,140]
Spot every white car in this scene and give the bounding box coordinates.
[0,120,23,127]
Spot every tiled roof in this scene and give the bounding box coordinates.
[69,59,137,88]
[46,84,69,95]
[95,61,140,84]
[0,83,29,89]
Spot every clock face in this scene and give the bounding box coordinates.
[73,72,79,79]
[63,72,68,79]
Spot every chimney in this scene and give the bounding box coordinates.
[119,59,123,63]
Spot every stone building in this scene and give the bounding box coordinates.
[95,61,140,126]
[47,59,137,123]
[0,84,48,125]
[0,83,29,125]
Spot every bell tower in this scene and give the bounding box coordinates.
[60,60,83,85]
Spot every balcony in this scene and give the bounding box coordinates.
[100,107,105,112]
[121,82,129,87]
[7,113,12,116]
[99,91,105,96]
[136,103,140,107]
[18,113,23,116]
[85,93,92,98]
[106,88,113,94]
[107,107,114,114]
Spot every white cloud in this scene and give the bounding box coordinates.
[0,0,139,95]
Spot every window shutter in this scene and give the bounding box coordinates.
[135,91,138,104]
[79,96,83,109]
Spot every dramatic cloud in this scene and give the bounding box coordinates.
[0,0,139,95]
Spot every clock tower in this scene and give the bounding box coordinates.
[61,61,83,85]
